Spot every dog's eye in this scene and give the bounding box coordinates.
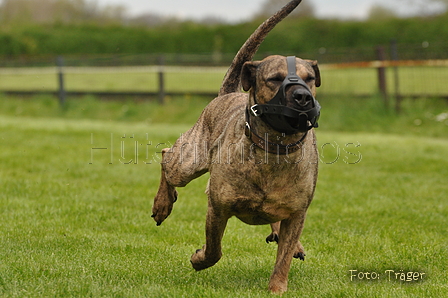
[267,76,283,83]
[306,76,316,83]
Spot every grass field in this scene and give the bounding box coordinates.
[0,95,447,297]
[1,65,448,97]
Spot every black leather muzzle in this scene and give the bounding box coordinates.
[250,56,321,135]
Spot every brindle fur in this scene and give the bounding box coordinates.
[152,0,321,295]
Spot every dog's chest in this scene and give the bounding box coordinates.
[209,160,313,224]
[225,179,306,225]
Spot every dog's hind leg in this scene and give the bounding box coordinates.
[294,241,306,261]
[266,222,306,260]
[266,222,280,243]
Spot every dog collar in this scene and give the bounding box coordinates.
[245,108,307,155]
[251,56,321,135]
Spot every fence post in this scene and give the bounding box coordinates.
[157,56,165,104]
[375,46,388,108]
[391,39,402,113]
[56,56,66,108]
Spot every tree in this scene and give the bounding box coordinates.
[399,0,448,15]
[129,13,168,27]
[0,0,126,25]
[406,0,448,6]
[368,4,398,20]
[253,0,315,20]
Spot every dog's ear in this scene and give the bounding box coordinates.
[241,61,261,92]
[306,60,321,88]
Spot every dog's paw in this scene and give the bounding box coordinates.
[152,189,178,226]
[269,281,288,295]
[293,242,306,261]
[190,248,207,271]
[266,232,279,243]
[294,251,306,261]
[190,245,221,271]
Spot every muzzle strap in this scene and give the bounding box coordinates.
[245,108,308,155]
[251,56,321,134]
[251,104,320,121]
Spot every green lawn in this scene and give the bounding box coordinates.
[0,95,447,297]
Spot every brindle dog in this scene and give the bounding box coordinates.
[151,0,321,294]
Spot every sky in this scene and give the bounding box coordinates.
[95,0,442,22]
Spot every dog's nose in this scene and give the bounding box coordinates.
[293,89,313,107]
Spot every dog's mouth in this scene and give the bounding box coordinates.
[285,115,301,128]
[251,87,320,134]
[286,86,314,109]
[280,87,316,130]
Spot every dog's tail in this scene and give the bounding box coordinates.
[218,0,302,96]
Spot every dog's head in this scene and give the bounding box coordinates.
[241,55,321,134]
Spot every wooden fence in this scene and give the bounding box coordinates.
[1,56,448,112]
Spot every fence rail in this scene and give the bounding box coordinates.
[323,59,448,69]
[1,56,448,111]
[0,90,219,99]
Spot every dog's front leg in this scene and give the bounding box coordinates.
[191,201,229,271]
[152,148,178,226]
[269,211,307,294]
